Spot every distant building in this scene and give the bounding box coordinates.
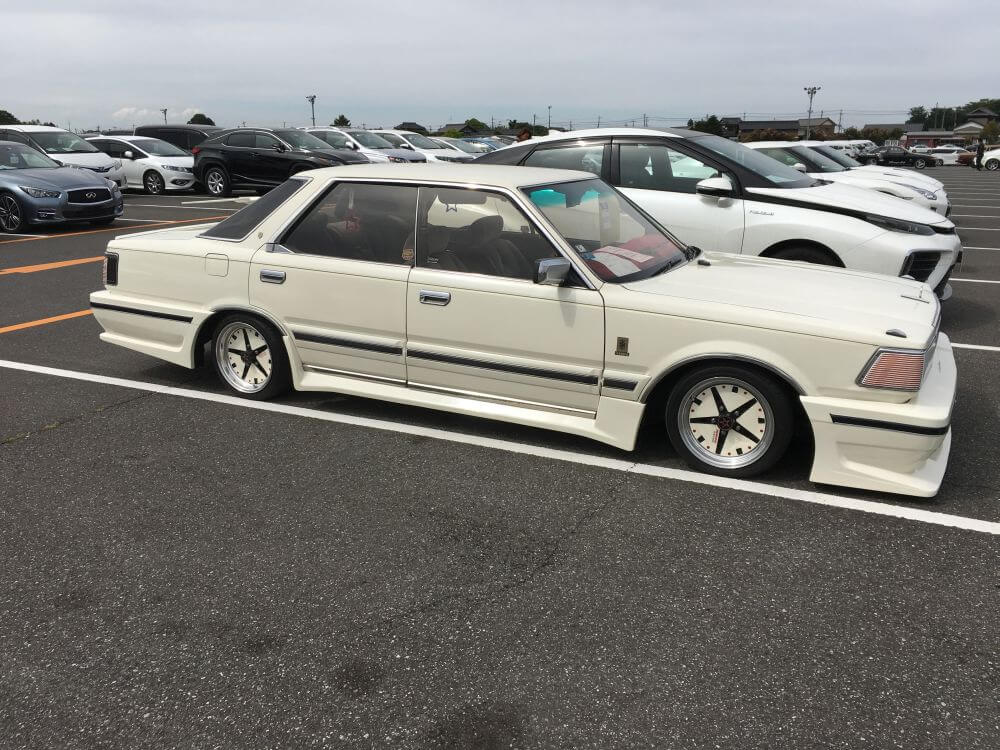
[731,117,836,139]
[798,117,836,138]
[394,121,428,133]
[439,122,485,136]
[738,120,800,138]
[965,107,997,126]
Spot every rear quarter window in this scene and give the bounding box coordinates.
[200,179,307,240]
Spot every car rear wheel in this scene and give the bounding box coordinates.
[913,158,927,169]
[665,365,794,478]
[204,166,232,197]
[212,314,290,400]
[143,170,166,195]
[0,193,25,233]
[986,159,999,171]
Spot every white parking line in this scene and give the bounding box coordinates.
[951,278,1000,284]
[953,343,1000,352]
[123,204,238,211]
[114,218,167,223]
[1,358,998,536]
[963,246,1000,250]
[181,198,246,206]
[951,215,1000,218]
[958,227,1000,231]
[0,232,47,238]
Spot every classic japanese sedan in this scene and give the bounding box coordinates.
[89,165,956,497]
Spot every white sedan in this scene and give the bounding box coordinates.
[89,164,955,497]
[87,135,195,194]
[982,147,1000,171]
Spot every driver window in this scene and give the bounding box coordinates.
[416,187,558,280]
[281,182,418,264]
[619,144,720,194]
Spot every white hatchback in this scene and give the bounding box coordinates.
[87,136,195,194]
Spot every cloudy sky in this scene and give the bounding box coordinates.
[3,1,996,132]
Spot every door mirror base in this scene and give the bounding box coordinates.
[534,257,571,286]
[695,176,735,199]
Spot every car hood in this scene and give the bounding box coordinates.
[47,151,116,168]
[853,166,943,190]
[0,167,113,191]
[806,171,925,197]
[621,252,940,348]
[746,180,951,226]
[309,148,369,164]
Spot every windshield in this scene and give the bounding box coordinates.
[311,130,350,148]
[401,133,441,150]
[30,130,99,154]
[758,146,845,173]
[444,139,479,154]
[812,145,862,168]
[347,130,394,149]
[376,132,407,147]
[525,178,687,283]
[130,138,187,157]
[694,134,815,188]
[274,130,331,150]
[0,142,61,169]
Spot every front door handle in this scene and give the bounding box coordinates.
[260,269,286,284]
[419,290,451,306]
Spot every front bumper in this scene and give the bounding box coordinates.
[801,333,956,497]
[26,193,124,225]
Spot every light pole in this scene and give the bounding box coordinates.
[306,95,317,127]
[547,105,551,129]
[159,108,168,124]
[803,86,821,138]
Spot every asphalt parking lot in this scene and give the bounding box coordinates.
[1,174,998,748]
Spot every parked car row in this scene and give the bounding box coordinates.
[88,162,957,499]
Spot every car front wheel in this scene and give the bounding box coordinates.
[144,170,166,195]
[986,158,999,171]
[0,192,25,233]
[665,365,794,478]
[212,314,290,399]
[204,166,232,197]
[913,158,927,169]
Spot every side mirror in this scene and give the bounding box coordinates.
[793,162,807,173]
[273,143,286,151]
[695,176,735,198]
[123,150,134,160]
[534,257,571,286]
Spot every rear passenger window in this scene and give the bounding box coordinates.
[281,183,418,264]
[227,132,254,147]
[416,187,557,280]
[523,145,604,176]
[200,179,306,240]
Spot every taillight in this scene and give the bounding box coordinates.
[191,146,201,156]
[858,349,925,391]
[103,252,118,286]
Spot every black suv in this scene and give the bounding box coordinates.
[193,128,368,196]
[134,123,223,153]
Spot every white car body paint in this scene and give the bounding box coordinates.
[86,136,195,192]
[89,164,956,498]
[6,124,126,186]
[372,130,473,163]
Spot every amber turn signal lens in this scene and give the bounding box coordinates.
[860,350,925,391]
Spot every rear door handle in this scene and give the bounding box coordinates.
[419,290,451,306]
[260,269,286,284]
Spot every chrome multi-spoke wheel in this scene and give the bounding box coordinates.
[986,159,999,172]
[0,194,24,233]
[666,365,793,478]
[215,321,273,393]
[678,377,774,470]
[205,167,229,196]
[144,171,166,195]
[211,314,291,400]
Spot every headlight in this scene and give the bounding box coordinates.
[863,214,934,236]
[893,182,936,201]
[388,156,409,163]
[857,348,926,391]
[112,160,122,170]
[161,165,193,173]
[19,186,61,198]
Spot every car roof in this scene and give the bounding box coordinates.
[300,163,596,188]
[6,125,68,133]
[743,141,797,148]
[136,124,221,131]
[518,127,696,144]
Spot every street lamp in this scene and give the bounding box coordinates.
[803,86,821,139]
[548,105,551,129]
[159,108,168,124]
[306,95,316,127]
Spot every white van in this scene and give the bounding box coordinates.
[2,125,125,186]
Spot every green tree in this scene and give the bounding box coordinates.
[842,126,862,139]
[0,109,19,125]
[907,106,928,125]
[464,118,487,132]
[688,114,725,136]
[332,114,351,127]
[982,121,1000,144]
[187,113,215,126]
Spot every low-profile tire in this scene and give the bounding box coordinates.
[913,158,927,169]
[769,245,839,266]
[143,170,166,195]
[665,365,794,478]
[0,192,25,233]
[986,158,1000,172]
[212,314,291,400]
[204,165,232,197]
[90,216,116,226]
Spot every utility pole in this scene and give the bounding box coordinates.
[597,115,601,127]
[533,113,537,128]
[643,113,647,127]
[803,86,821,138]
[547,105,551,129]
[837,109,843,133]
[160,108,168,124]
[306,95,316,127]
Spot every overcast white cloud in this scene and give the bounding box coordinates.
[2,0,998,131]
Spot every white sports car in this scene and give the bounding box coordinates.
[90,165,956,497]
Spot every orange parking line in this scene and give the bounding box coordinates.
[0,256,104,275]
[0,215,226,245]
[0,309,93,335]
